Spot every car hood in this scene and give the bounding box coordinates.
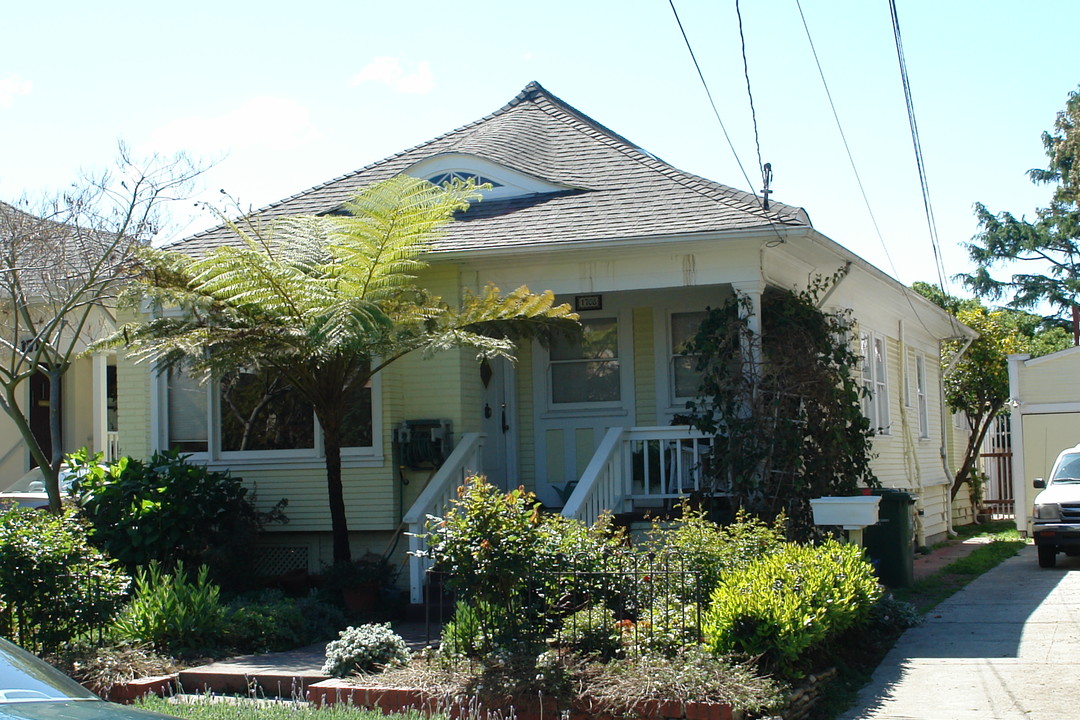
[0,700,177,720]
[1034,484,1080,505]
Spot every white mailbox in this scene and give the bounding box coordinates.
[809,495,881,530]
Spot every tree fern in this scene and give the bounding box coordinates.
[106,175,578,563]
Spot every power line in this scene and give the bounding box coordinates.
[888,0,953,301]
[794,0,942,335]
[735,0,765,183]
[667,0,758,205]
[667,0,786,244]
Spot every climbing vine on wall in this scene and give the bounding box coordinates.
[684,272,878,536]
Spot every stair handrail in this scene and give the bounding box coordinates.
[404,431,484,603]
[561,426,627,525]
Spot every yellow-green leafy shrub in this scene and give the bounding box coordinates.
[703,539,880,673]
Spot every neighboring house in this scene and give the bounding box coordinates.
[1007,346,1080,535]
[0,201,120,490]
[114,83,973,593]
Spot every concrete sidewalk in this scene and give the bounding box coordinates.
[839,545,1080,720]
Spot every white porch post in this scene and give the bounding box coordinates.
[731,281,764,377]
[91,354,108,457]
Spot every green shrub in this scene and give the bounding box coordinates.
[630,598,701,658]
[322,623,410,677]
[640,505,786,604]
[110,562,226,657]
[294,590,348,642]
[438,601,486,659]
[68,448,286,587]
[703,539,881,674]
[559,605,621,660]
[223,591,306,654]
[0,506,129,653]
[424,476,623,654]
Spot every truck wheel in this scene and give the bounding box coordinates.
[1038,545,1057,568]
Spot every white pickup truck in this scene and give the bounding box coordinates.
[1031,443,1080,568]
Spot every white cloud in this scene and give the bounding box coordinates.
[145,96,319,156]
[0,74,32,108]
[351,57,435,95]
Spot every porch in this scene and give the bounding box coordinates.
[403,425,714,603]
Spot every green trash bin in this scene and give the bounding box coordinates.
[863,489,917,587]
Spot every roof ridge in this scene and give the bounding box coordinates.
[521,84,807,226]
[174,85,563,247]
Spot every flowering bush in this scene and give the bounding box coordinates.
[322,623,410,677]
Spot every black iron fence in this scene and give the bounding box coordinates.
[424,552,705,656]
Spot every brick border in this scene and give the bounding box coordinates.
[307,679,738,720]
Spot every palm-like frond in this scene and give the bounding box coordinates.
[327,176,477,303]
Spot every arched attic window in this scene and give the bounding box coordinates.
[427,171,503,189]
[406,154,573,202]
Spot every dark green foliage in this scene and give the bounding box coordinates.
[68,447,286,587]
[559,605,621,660]
[223,592,307,654]
[0,506,129,653]
[703,539,881,675]
[960,85,1080,324]
[684,277,877,534]
[110,562,227,657]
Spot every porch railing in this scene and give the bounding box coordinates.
[562,426,713,525]
[105,431,121,462]
[404,432,484,604]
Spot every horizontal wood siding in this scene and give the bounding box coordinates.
[516,346,535,491]
[1018,352,1080,405]
[116,352,152,461]
[634,307,657,425]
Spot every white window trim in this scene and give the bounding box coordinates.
[861,330,891,436]
[666,309,708,407]
[915,351,929,439]
[535,305,633,418]
[154,367,383,468]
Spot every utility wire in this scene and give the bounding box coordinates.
[888,0,955,304]
[735,0,766,182]
[795,0,940,335]
[667,0,759,207]
[668,0,786,245]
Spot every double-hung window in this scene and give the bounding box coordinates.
[670,311,707,400]
[860,331,890,434]
[915,351,929,438]
[548,317,620,404]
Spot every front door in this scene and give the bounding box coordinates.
[533,306,634,506]
[28,370,60,469]
[480,357,516,490]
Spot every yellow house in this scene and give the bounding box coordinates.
[115,83,973,597]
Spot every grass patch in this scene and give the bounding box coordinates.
[895,522,1026,614]
[136,695,443,720]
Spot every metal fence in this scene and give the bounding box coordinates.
[424,552,705,655]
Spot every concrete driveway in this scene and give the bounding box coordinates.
[839,544,1080,719]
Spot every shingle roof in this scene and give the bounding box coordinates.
[171,82,811,256]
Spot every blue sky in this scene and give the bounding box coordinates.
[2,1,1077,292]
